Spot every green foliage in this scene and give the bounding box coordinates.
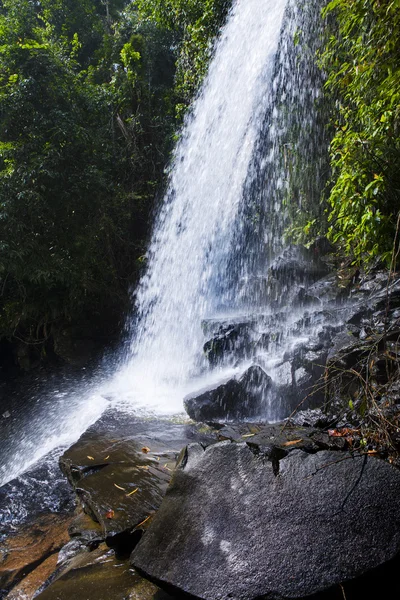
[135,0,230,108]
[0,0,228,361]
[320,0,400,264]
[0,10,129,337]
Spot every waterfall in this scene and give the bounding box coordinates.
[108,0,288,411]
[0,0,329,486]
[107,0,327,415]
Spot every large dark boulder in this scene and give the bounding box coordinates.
[184,366,272,422]
[132,442,400,600]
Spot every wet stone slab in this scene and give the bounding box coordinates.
[59,410,218,547]
[35,543,176,600]
[0,513,72,597]
[4,553,60,600]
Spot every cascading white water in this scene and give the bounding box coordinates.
[108,0,288,412]
[0,0,331,487]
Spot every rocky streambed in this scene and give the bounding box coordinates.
[3,411,400,600]
[3,252,400,599]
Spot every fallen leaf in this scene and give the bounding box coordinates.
[114,483,126,491]
[126,488,139,497]
[242,433,255,438]
[283,439,303,447]
[328,428,359,438]
[142,447,151,454]
[105,509,114,519]
[249,425,260,434]
[135,515,151,529]
[138,465,149,470]
[104,455,110,460]
[87,456,95,460]
[163,464,173,471]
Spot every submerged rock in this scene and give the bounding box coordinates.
[5,554,60,600]
[0,513,72,597]
[184,365,272,422]
[132,442,400,600]
[0,460,75,543]
[35,543,175,600]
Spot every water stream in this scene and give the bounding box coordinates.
[108,0,288,411]
[0,0,331,490]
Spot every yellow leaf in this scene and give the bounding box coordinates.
[126,488,139,497]
[242,433,255,438]
[282,439,303,447]
[114,483,126,491]
[87,456,95,460]
[135,515,151,529]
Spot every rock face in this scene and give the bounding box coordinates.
[60,411,217,549]
[269,244,330,284]
[132,442,400,600]
[323,270,400,432]
[203,321,253,366]
[184,366,272,422]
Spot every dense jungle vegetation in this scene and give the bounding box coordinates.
[0,0,399,369]
[320,0,400,264]
[0,0,229,367]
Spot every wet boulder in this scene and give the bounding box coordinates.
[307,273,348,305]
[203,321,254,366]
[287,408,332,429]
[67,509,104,548]
[132,442,400,600]
[184,365,272,422]
[60,411,217,552]
[326,331,368,370]
[292,286,322,308]
[0,460,75,542]
[0,457,76,597]
[271,341,329,415]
